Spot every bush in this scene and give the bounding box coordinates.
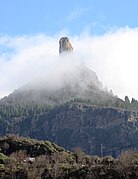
[0,153,9,164]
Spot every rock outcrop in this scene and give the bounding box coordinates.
[59,37,73,54]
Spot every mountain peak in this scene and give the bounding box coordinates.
[59,37,73,54]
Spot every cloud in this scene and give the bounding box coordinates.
[66,7,88,22]
[0,27,138,100]
[80,27,138,100]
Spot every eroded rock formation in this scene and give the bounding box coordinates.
[59,37,73,54]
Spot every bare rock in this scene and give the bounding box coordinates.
[59,37,73,54]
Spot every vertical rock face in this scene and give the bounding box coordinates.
[59,37,73,54]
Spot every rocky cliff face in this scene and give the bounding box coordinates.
[42,103,138,157]
[59,37,73,54]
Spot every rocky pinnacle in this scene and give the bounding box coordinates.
[59,37,73,54]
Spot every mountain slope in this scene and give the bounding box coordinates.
[0,64,138,157]
[3,65,114,106]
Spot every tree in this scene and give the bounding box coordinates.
[125,96,130,104]
[125,96,130,109]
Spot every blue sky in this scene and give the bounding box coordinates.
[0,0,138,36]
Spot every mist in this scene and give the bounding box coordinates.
[0,27,138,100]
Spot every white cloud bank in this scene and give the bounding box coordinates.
[0,27,138,100]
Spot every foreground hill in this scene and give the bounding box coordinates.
[0,135,138,179]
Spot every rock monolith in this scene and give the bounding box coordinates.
[59,37,73,54]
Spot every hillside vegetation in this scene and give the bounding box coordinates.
[0,135,138,179]
[0,96,138,156]
[0,66,138,156]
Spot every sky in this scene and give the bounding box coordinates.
[0,0,138,35]
[0,0,138,100]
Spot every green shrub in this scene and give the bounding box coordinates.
[0,164,5,171]
[0,153,9,164]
